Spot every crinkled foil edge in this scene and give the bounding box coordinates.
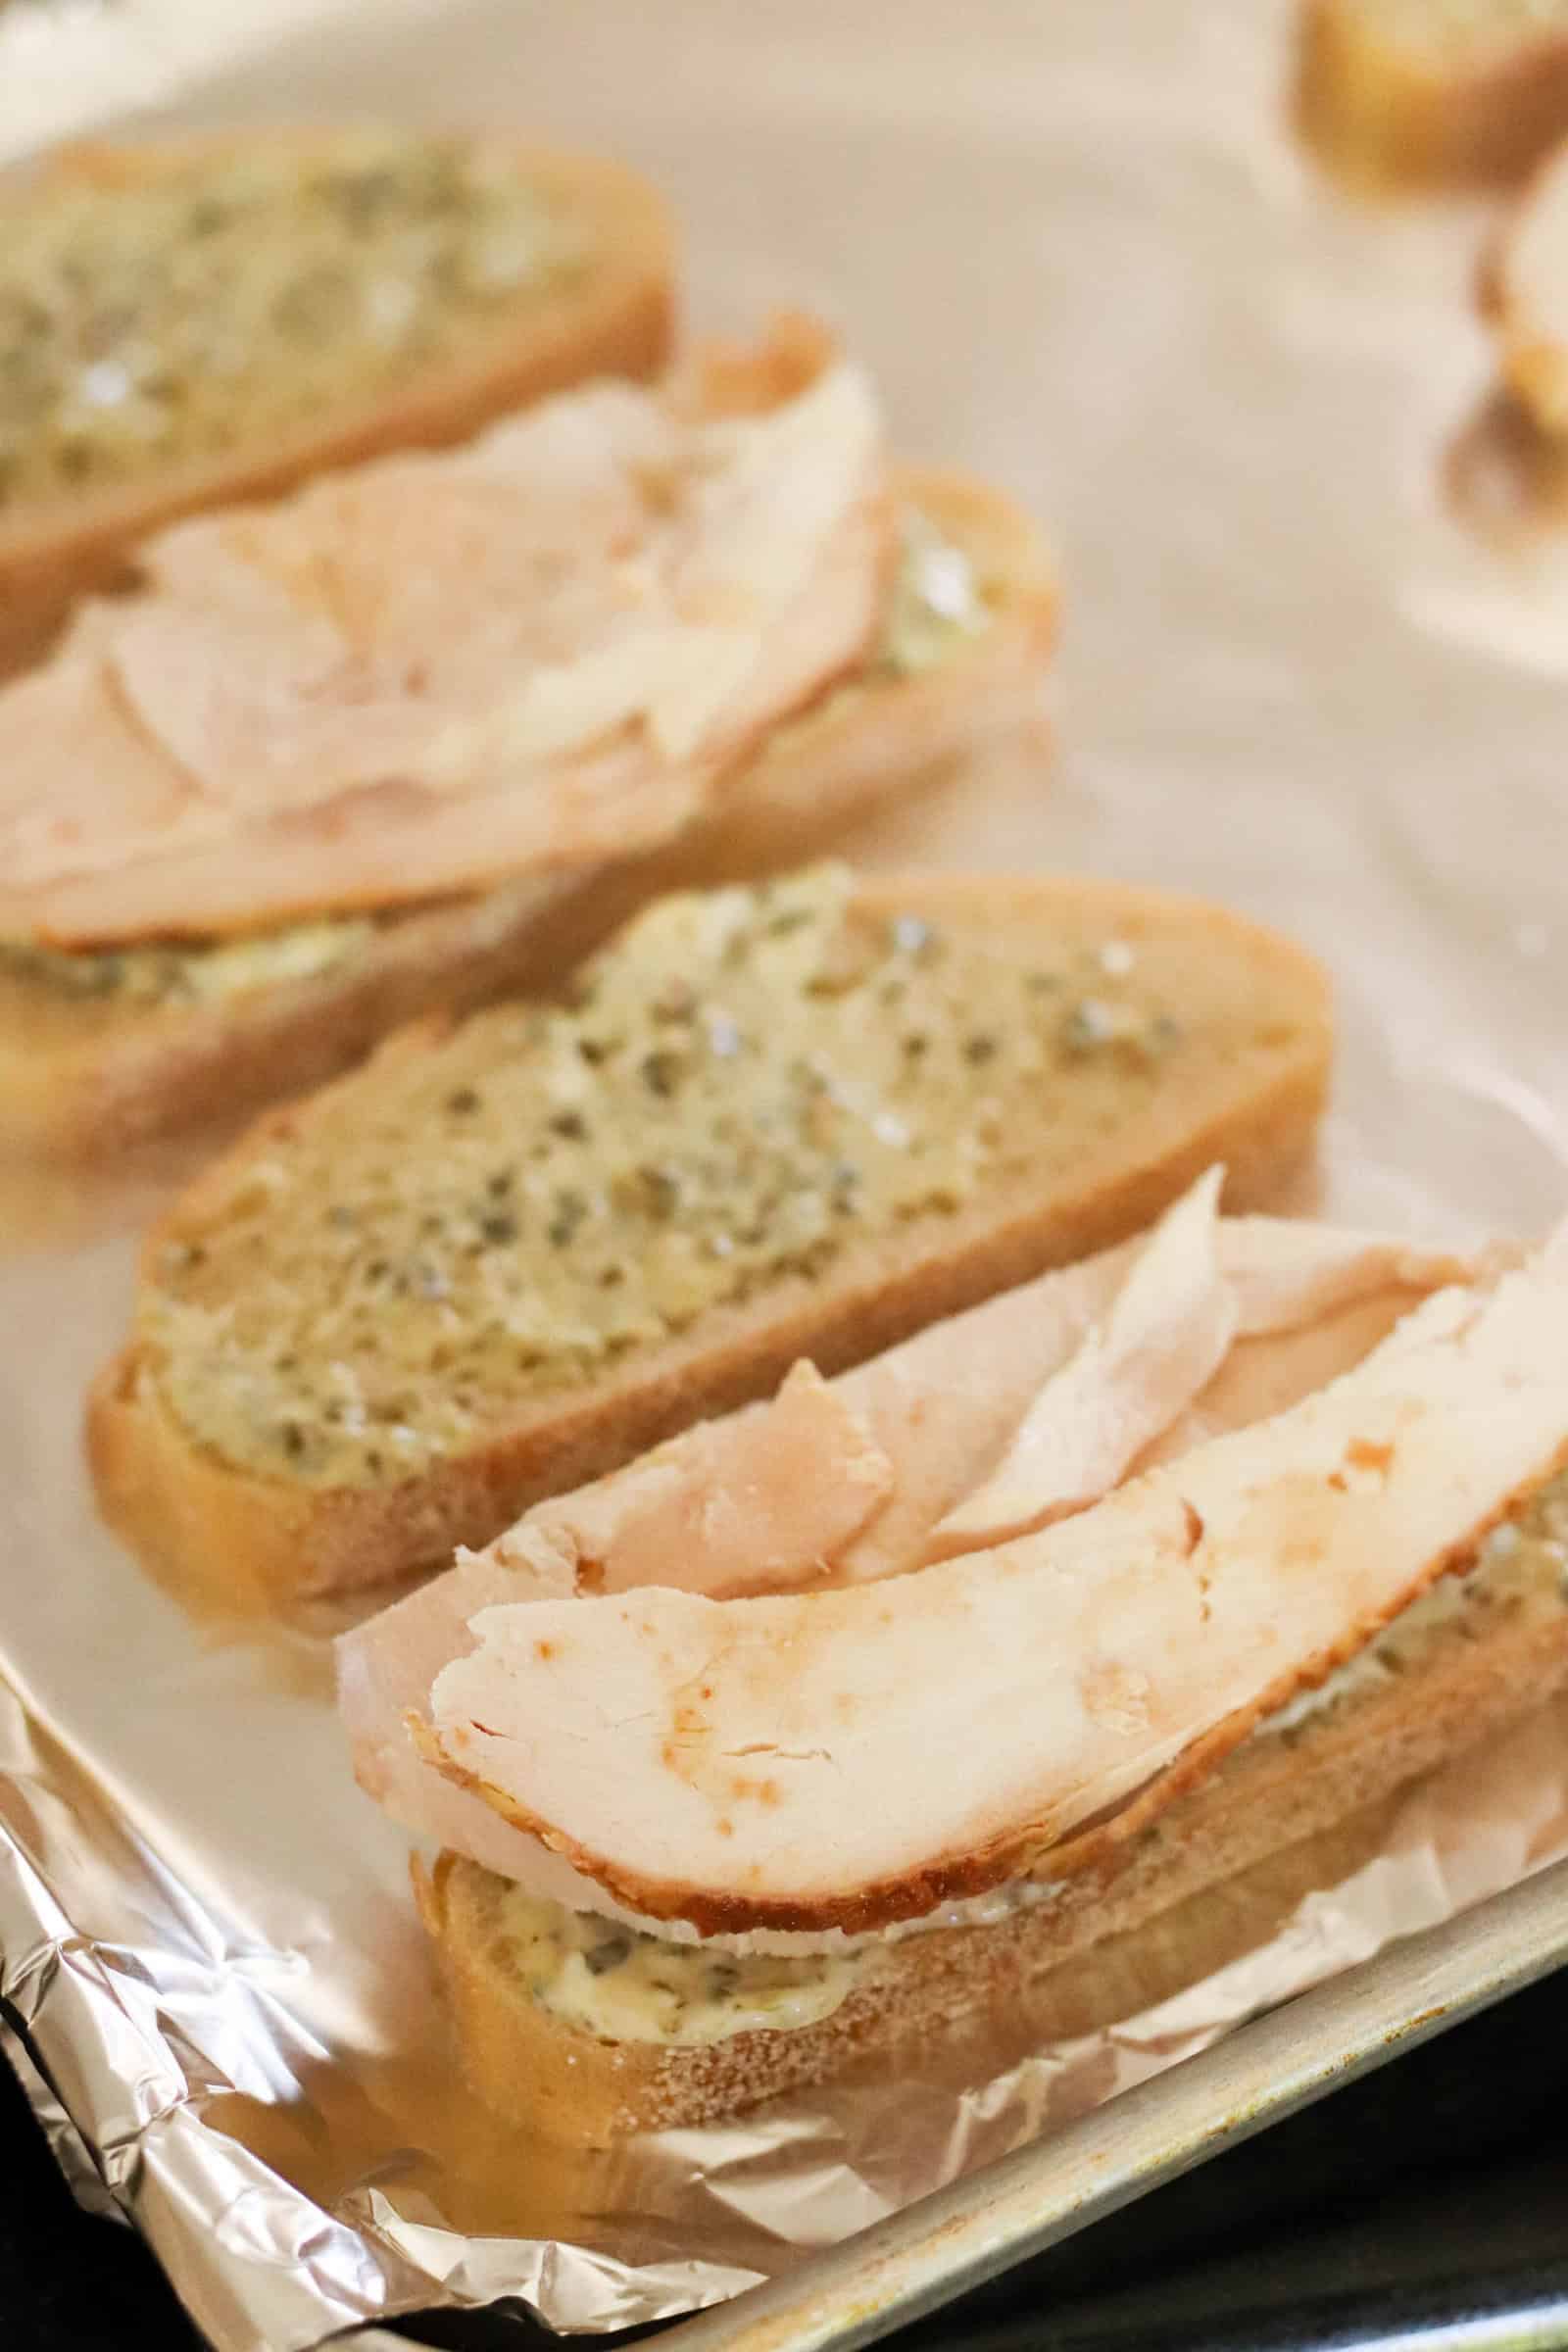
[6,1646,1568,2350]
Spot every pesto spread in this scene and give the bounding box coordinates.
[0,134,577,508]
[144,867,1193,1487]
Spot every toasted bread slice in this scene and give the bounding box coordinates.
[415,1521,1568,2142]
[1297,0,1568,187]
[2,467,1054,1157]
[1484,135,1568,432]
[0,129,675,676]
[88,868,1332,1612]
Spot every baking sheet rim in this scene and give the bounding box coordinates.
[512,1854,1568,2352]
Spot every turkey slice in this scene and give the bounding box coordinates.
[923,1167,1235,1559]
[418,1223,1568,1935]
[922,1178,1514,1561]
[338,1188,1487,1932]
[0,342,890,945]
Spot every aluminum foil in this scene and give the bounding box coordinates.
[6,1,1568,2345]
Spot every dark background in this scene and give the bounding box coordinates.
[6,1967,1568,2352]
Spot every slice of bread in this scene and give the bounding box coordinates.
[414,1526,1568,2143]
[87,868,1332,1612]
[1297,0,1568,187]
[0,129,675,677]
[3,466,1054,1157]
[1484,136,1568,432]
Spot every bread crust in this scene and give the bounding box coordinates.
[1296,0,1568,188]
[416,1593,1568,2143]
[0,131,675,677]
[3,466,1054,1157]
[86,873,1331,1612]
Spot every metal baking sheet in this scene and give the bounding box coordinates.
[6,2,1568,2348]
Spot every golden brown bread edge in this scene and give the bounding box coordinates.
[1,466,1054,1159]
[0,132,677,677]
[86,874,1331,1614]
[415,1592,1568,2144]
[1295,0,1568,188]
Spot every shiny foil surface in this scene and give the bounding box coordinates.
[5,3,1568,2346]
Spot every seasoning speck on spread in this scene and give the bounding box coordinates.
[0,134,579,509]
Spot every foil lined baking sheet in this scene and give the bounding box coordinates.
[5,2,1568,2346]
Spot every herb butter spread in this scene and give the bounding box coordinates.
[496,1888,864,2044]
[0,505,990,1010]
[493,1871,1073,2041]
[0,912,377,1005]
[0,135,576,508]
[141,866,1205,1487]
[877,507,989,675]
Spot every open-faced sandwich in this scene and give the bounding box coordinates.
[0,127,676,671]
[2,320,1055,1153]
[88,866,1331,1612]
[339,1170,1568,2142]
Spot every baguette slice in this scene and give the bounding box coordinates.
[0,130,675,676]
[415,1535,1568,2142]
[88,870,1332,1612]
[1,464,1054,1158]
[1297,0,1568,187]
